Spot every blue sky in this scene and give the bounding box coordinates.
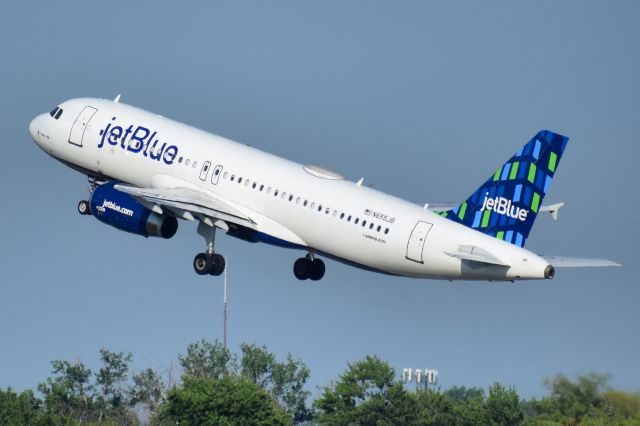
[1,1,638,398]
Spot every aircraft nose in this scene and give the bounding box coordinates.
[28,115,40,141]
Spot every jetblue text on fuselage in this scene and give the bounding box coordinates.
[97,117,178,165]
[480,192,528,222]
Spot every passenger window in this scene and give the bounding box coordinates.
[203,164,209,171]
[355,218,359,224]
[333,210,337,217]
[274,190,279,196]
[377,225,381,232]
[252,182,257,189]
[185,159,191,166]
[178,157,183,163]
[193,161,197,168]
[215,169,220,175]
[318,205,322,212]
[238,177,242,183]
[245,180,250,187]
[340,213,345,219]
[223,172,228,179]
[310,202,315,209]
[289,195,294,202]
[384,228,389,234]
[230,175,235,182]
[347,215,352,222]
[303,200,308,206]
[362,220,367,227]
[325,208,330,214]
[369,223,374,229]
[267,187,272,194]
[260,185,264,191]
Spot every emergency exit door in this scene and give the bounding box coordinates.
[406,221,433,263]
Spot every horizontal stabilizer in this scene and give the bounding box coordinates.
[542,256,621,268]
[445,245,509,266]
[538,202,564,221]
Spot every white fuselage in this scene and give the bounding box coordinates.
[29,98,552,281]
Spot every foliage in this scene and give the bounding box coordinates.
[179,339,236,380]
[0,388,40,425]
[485,383,523,426]
[128,368,165,412]
[36,348,139,425]
[314,355,419,425]
[178,340,311,423]
[3,342,640,425]
[155,375,290,426]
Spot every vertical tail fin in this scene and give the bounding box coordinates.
[441,130,569,247]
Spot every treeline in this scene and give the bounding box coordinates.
[1,340,639,425]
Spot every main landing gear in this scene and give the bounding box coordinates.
[194,220,226,277]
[294,253,325,281]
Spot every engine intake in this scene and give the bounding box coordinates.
[89,181,178,238]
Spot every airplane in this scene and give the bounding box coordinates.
[28,96,619,282]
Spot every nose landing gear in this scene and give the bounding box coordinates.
[294,254,325,281]
[78,200,91,215]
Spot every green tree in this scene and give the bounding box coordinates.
[270,354,311,423]
[179,339,236,379]
[37,350,139,425]
[95,349,133,422]
[485,383,523,426]
[544,372,610,422]
[0,387,41,425]
[445,386,485,403]
[38,359,95,422]
[314,355,417,425]
[129,368,165,412]
[603,390,640,421]
[156,375,290,426]
[178,341,311,423]
[240,343,276,387]
[414,389,459,426]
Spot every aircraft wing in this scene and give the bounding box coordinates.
[541,256,621,268]
[113,183,256,229]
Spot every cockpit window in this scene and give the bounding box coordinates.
[49,107,59,117]
[54,108,63,119]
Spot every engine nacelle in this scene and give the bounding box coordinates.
[89,181,178,239]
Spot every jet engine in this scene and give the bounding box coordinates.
[88,181,178,239]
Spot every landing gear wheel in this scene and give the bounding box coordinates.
[193,253,213,275]
[77,200,90,215]
[209,254,226,276]
[310,259,325,281]
[294,258,312,280]
[294,257,325,281]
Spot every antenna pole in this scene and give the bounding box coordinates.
[223,260,228,350]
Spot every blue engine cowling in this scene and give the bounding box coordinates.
[89,181,178,239]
